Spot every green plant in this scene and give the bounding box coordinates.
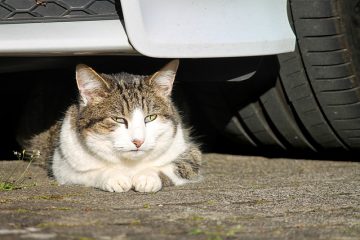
[0,150,40,191]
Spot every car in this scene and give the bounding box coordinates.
[1,0,359,156]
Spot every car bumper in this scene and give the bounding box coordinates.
[0,0,295,58]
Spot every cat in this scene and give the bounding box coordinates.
[23,60,202,192]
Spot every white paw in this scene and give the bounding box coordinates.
[99,170,132,193]
[132,170,162,193]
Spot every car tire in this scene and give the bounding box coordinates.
[187,0,360,153]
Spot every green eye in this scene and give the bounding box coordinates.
[112,117,127,124]
[144,114,157,123]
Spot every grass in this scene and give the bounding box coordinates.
[0,181,16,191]
[186,215,243,240]
[189,224,243,240]
[29,194,80,201]
[0,149,40,191]
[143,203,151,209]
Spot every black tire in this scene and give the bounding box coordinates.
[277,0,360,151]
[185,0,360,154]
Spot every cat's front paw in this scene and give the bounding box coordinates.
[99,170,132,193]
[132,170,162,193]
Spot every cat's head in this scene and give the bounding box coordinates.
[74,60,181,162]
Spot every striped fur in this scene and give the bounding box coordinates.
[24,60,202,192]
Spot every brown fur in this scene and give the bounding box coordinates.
[175,146,202,180]
[159,172,174,187]
[76,73,180,135]
[22,63,202,184]
[22,71,182,164]
[22,121,61,171]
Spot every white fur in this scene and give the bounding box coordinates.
[130,109,146,142]
[52,108,189,192]
[132,169,162,192]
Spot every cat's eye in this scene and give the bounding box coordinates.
[111,117,127,124]
[144,114,157,123]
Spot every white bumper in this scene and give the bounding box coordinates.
[0,20,134,56]
[0,0,295,57]
[121,0,295,58]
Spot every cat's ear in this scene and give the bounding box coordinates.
[76,64,112,106]
[148,59,179,96]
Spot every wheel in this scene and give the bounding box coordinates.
[184,0,360,154]
[277,0,360,151]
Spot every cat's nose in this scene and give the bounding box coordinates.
[132,139,144,148]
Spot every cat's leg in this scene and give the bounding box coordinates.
[52,154,132,192]
[64,167,132,192]
[132,168,162,193]
[61,167,132,193]
[132,145,202,192]
[160,145,202,187]
[93,168,133,192]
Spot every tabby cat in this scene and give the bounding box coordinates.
[24,60,201,192]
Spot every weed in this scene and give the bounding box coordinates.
[0,150,40,191]
[131,219,141,225]
[30,193,79,201]
[31,195,65,200]
[37,222,72,228]
[207,200,217,205]
[56,207,72,211]
[188,224,242,240]
[0,181,16,191]
[191,215,205,222]
[189,228,204,235]
[16,208,30,213]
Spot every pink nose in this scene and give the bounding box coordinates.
[132,139,144,148]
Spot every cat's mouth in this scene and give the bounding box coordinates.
[114,147,146,153]
[122,149,147,158]
[126,149,148,154]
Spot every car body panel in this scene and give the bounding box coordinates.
[0,20,135,56]
[0,0,295,57]
[121,0,295,58]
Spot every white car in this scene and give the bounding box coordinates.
[1,0,359,154]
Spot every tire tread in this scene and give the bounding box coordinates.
[283,0,360,149]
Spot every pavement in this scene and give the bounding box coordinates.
[0,154,359,240]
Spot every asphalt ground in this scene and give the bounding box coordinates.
[0,153,359,240]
